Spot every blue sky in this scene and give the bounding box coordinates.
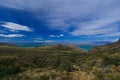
[0,0,120,44]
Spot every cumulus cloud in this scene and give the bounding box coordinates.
[1,22,32,32]
[50,34,64,38]
[0,0,120,37]
[0,34,24,38]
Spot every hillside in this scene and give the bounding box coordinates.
[0,42,17,47]
[89,39,120,54]
[0,42,120,80]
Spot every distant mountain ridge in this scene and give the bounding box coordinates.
[89,41,112,45]
[89,39,120,54]
[38,44,87,53]
[0,42,17,47]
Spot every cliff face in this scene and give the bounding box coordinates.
[88,39,120,54]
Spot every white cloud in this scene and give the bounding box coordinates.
[34,39,54,43]
[50,34,64,38]
[0,0,120,37]
[99,32,120,37]
[45,40,54,43]
[34,37,53,43]
[34,38,43,40]
[70,5,120,36]
[34,40,43,43]
[0,34,25,38]
[34,38,43,42]
[1,22,32,32]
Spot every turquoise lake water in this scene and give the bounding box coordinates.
[16,43,94,50]
[78,45,94,50]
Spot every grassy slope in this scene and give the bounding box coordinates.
[0,43,120,80]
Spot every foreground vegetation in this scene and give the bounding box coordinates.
[0,42,120,80]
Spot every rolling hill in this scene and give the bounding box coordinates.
[89,39,120,54]
[0,41,120,80]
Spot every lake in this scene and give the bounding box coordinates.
[78,45,94,50]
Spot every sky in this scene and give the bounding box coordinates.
[0,0,120,44]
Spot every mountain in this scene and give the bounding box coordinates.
[38,44,86,53]
[0,42,17,47]
[89,39,120,54]
[88,41,112,46]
